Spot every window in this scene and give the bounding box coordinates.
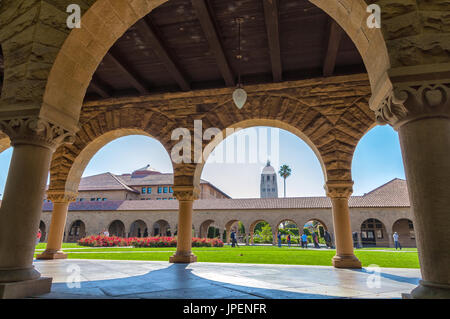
[141,198,145,200]
[158,187,162,193]
[97,198,101,201]
[267,176,270,181]
[102,198,107,201]
[163,198,168,200]
[157,198,161,200]
[272,188,275,192]
[147,187,152,194]
[90,198,96,201]
[163,187,168,193]
[79,198,84,202]
[169,187,173,193]
[141,187,146,194]
[376,230,383,239]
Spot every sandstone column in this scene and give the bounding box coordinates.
[0,118,74,298]
[169,186,198,263]
[373,82,450,298]
[37,191,77,260]
[326,181,362,268]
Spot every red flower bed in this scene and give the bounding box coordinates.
[78,235,224,248]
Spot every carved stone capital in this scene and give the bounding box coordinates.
[173,186,200,201]
[0,117,76,150]
[46,190,78,203]
[325,180,353,199]
[373,83,450,129]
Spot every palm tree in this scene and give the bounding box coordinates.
[278,164,292,198]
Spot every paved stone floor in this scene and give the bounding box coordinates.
[33,259,421,299]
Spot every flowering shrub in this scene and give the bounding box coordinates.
[78,235,224,248]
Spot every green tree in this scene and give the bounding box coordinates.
[278,164,292,198]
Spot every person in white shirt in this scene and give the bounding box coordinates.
[393,232,402,250]
[103,229,110,237]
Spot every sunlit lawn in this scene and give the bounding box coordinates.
[34,244,420,268]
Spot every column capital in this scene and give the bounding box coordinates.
[325,180,353,199]
[173,186,199,201]
[0,117,76,150]
[372,82,450,130]
[46,190,78,203]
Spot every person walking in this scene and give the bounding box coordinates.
[277,232,282,247]
[301,233,308,248]
[287,234,291,248]
[312,232,320,248]
[230,230,239,248]
[324,230,332,248]
[352,231,358,248]
[36,229,42,246]
[393,232,402,250]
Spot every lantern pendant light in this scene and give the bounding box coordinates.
[233,17,247,109]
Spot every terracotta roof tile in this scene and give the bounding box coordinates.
[42,179,409,212]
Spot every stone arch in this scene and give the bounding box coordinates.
[194,92,375,188]
[198,219,216,239]
[249,219,275,245]
[153,219,171,237]
[392,218,416,248]
[360,218,389,247]
[36,0,388,141]
[129,220,148,238]
[309,0,392,109]
[48,107,176,195]
[67,220,86,243]
[108,220,126,237]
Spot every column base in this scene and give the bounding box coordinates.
[0,277,52,299]
[332,254,362,269]
[409,280,450,299]
[36,250,67,260]
[169,252,197,263]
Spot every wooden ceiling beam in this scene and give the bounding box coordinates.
[106,51,150,94]
[323,19,344,77]
[263,0,282,82]
[90,76,111,98]
[191,0,235,87]
[135,18,191,91]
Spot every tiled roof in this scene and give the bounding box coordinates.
[78,173,139,193]
[42,179,410,212]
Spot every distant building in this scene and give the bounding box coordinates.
[260,161,278,198]
[45,164,230,203]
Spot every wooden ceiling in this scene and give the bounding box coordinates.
[0,0,366,102]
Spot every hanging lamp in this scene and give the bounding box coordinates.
[233,17,247,109]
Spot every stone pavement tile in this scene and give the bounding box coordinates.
[135,286,259,299]
[282,284,366,298]
[354,290,409,299]
[48,284,108,297]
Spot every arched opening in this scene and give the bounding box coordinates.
[302,219,329,249]
[67,220,86,243]
[197,123,327,195]
[360,218,388,248]
[199,220,220,239]
[276,220,300,247]
[108,220,126,238]
[393,219,416,248]
[250,220,273,245]
[153,220,171,237]
[129,220,148,238]
[352,125,405,195]
[39,221,46,243]
[225,220,246,245]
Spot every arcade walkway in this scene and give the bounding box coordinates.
[32,260,420,299]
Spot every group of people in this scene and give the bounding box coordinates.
[228,229,335,249]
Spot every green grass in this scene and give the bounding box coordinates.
[34,245,420,268]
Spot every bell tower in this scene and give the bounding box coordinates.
[260,160,278,198]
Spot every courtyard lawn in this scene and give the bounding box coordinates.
[34,245,420,268]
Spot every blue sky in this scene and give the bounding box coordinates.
[0,125,405,199]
